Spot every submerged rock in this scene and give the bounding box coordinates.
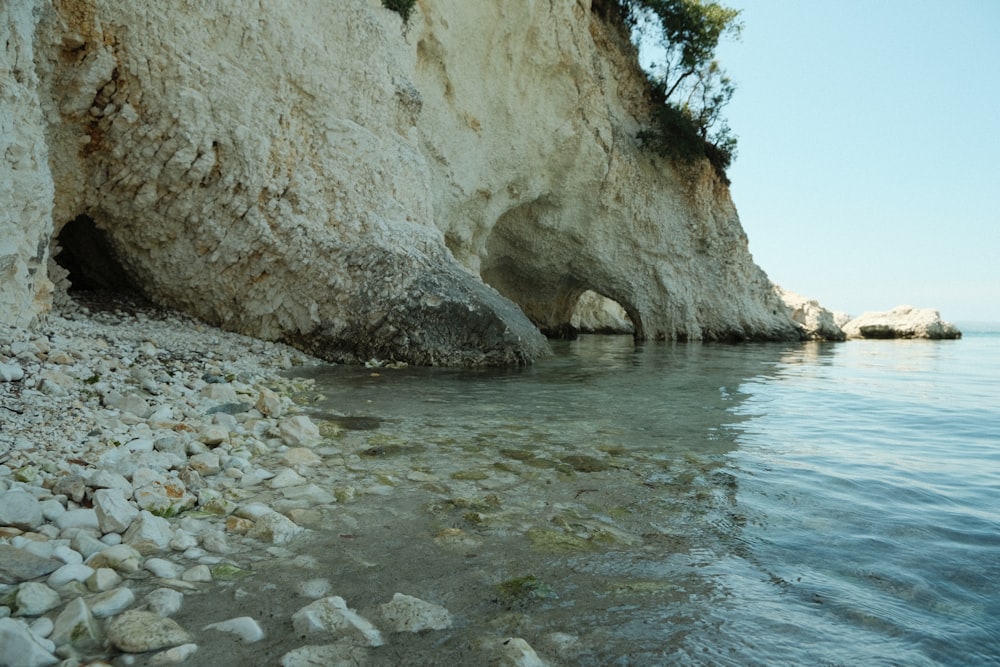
[105,610,191,653]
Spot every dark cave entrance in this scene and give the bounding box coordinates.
[53,214,147,309]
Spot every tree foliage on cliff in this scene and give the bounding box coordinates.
[597,0,742,178]
[382,0,416,24]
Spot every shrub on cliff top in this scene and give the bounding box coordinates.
[382,0,416,24]
[602,0,742,178]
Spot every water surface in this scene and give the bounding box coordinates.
[191,333,1000,665]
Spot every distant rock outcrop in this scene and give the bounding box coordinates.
[842,307,961,340]
[2,0,802,365]
[775,287,846,341]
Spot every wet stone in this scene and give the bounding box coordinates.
[105,609,191,653]
[0,545,62,584]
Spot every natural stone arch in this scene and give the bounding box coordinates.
[480,198,642,340]
[571,290,635,335]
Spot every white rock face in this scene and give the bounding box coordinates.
[3,0,802,365]
[842,306,962,340]
[775,286,846,341]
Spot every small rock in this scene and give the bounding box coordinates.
[0,362,25,382]
[291,596,384,647]
[181,564,212,582]
[133,480,196,517]
[86,469,133,496]
[86,567,123,593]
[0,617,58,667]
[149,643,199,665]
[246,512,304,545]
[254,387,283,418]
[0,488,44,531]
[51,545,83,565]
[145,588,184,617]
[50,597,102,651]
[490,637,548,667]
[123,511,174,554]
[279,416,320,446]
[188,452,221,476]
[198,425,229,446]
[54,508,100,533]
[296,578,332,599]
[203,616,265,643]
[145,558,183,579]
[105,609,190,653]
[279,641,369,667]
[46,563,94,588]
[280,484,336,505]
[93,488,140,534]
[86,544,143,573]
[51,475,87,503]
[87,586,136,618]
[280,447,321,467]
[378,593,453,633]
[13,582,62,617]
[268,468,307,489]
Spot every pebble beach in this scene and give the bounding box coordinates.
[0,296,495,667]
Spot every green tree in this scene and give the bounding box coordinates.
[623,0,742,174]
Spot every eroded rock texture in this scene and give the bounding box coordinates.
[3,0,801,365]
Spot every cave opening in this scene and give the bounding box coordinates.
[54,214,141,299]
[570,290,635,336]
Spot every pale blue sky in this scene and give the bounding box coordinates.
[712,0,1000,322]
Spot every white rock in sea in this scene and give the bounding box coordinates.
[93,488,140,534]
[203,616,265,643]
[279,642,370,667]
[13,582,62,617]
[144,558,183,579]
[279,416,321,446]
[247,512,304,545]
[255,387,284,418]
[86,567,122,593]
[0,617,58,667]
[50,597,102,651]
[488,637,549,667]
[0,487,44,531]
[291,596,384,647]
[296,578,332,600]
[775,286,846,341]
[105,609,191,653]
[88,586,136,618]
[145,588,184,617]
[181,564,212,582]
[267,468,307,489]
[280,447,322,467]
[378,593,453,633]
[51,545,83,566]
[842,306,961,340]
[46,563,94,588]
[148,642,199,665]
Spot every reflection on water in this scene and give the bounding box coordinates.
[173,336,999,666]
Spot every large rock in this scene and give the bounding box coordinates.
[775,286,845,341]
[5,0,801,366]
[842,306,961,340]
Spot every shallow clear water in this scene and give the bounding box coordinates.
[191,331,1000,666]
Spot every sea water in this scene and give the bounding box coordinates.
[211,328,999,666]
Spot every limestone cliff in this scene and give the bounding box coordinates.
[1,0,801,366]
